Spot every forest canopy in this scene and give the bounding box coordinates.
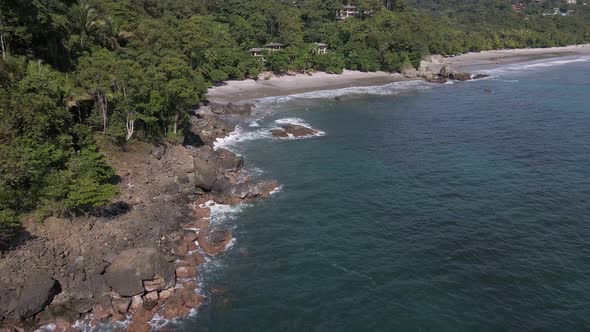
[0,0,589,243]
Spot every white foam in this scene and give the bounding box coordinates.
[269,185,283,195]
[203,200,248,226]
[477,55,590,75]
[213,125,271,150]
[254,80,430,105]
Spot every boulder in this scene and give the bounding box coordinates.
[175,266,198,279]
[209,103,255,116]
[187,113,236,145]
[111,298,131,314]
[0,271,61,320]
[151,145,166,160]
[197,227,233,256]
[126,322,151,332]
[271,124,318,138]
[215,149,244,172]
[183,252,206,267]
[473,73,490,80]
[220,180,280,205]
[401,64,418,78]
[143,276,167,292]
[193,154,219,191]
[192,147,238,193]
[104,248,175,297]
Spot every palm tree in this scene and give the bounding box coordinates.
[72,0,98,47]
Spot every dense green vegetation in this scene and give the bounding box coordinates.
[1,0,589,243]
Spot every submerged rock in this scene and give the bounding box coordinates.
[271,124,319,138]
[197,227,233,256]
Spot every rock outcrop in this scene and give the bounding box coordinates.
[0,92,278,331]
[271,124,319,138]
[197,227,233,256]
[418,55,488,83]
[192,146,244,192]
[105,247,175,297]
[0,271,60,321]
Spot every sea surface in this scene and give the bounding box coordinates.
[180,56,590,331]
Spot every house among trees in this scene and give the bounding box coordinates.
[337,5,359,20]
[250,48,265,57]
[263,42,285,52]
[314,43,328,54]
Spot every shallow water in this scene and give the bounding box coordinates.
[180,57,590,331]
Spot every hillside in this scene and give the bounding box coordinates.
[1,0,589,245]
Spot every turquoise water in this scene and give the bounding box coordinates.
[183,57,590,331]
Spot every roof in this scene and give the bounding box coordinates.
[264,43,285,47]
[342,5,357,9]
[250,48,265,52]
[314,42,328,47]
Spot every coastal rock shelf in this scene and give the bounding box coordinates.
[0,102,279,332]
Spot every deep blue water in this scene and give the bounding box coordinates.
[182,57,590,331]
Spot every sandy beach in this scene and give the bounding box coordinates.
[207,70,408,104]
[446,44,590,72]
[208,44,590,104]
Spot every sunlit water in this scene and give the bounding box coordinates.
[179,56,590,331]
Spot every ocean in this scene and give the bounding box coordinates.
[180,56,590,331]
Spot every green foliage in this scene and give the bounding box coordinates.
[0,0,589,244]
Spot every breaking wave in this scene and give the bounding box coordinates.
[476,55,590,76]
[253,80,431,105]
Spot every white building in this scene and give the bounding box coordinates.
[314,43,328,55]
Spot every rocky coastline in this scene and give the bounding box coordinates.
[0,103,278,332]
[0,55,485,331]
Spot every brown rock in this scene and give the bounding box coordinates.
[187,240,199,251]
[126,322,151,332]
[193,207,211,219]
[194,217,210,229]
[272,124,318,138]
[110,312,126,323]
[183,281,198,292]
[176,266,198,279]
[162,298,182,320]
[91,304,111,319]
[143,291,159,302]
[104,248,176,297]
[174,242,189,256]
[183,252,206,266]
[158,289,174,301]
[178,306,191,317]
[111,297,131,314]
[181,292,204,309]
[183,232,199,243]
[132,307,154,323]
[129,295,143,313]
[54,317,72,331]
[197,227,232,256]
[270,129,289,138]
[143,276,167,292]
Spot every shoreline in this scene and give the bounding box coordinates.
[446,44,590,72]
[208,44,590,104]
[207,70,409,104]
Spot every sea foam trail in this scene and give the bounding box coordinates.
[253,80,430,105]
[213,125,272,150]
[476,55,590,76]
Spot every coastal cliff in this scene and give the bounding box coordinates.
[0,103,278,332]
